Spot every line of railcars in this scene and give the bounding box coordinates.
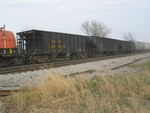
[16,30,150,63]
[1,27,150,66]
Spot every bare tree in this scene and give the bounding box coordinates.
[123,32,136,41]
[81,20,112,37]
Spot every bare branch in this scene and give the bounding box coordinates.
[123,32,136,41]
[80,20,112,37]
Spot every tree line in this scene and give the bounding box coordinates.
[80,20,136,41]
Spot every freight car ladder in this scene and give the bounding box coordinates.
[16,32,28,55]
[17,37,25,55]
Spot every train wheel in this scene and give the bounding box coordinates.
[30,56,48,64]
[0,59,11,66]
[37,56,48,63]
[8,59,15,66]
[30,56,39,63]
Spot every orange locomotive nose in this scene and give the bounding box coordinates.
[0,31,16,49]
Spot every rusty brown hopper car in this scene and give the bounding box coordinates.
[0,31,16,49]
[0,26,18,66]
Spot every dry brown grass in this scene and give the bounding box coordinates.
[3,61,150,113]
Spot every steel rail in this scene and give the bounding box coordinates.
[0,90,18,96]
[111,56,150,70]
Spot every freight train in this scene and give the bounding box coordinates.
[0,25,150,66]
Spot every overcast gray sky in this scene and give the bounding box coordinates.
[1,0,150,42]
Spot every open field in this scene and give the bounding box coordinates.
[0,60,150,113]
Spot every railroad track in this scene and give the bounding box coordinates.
[0,53,149,75]
[0,70,96,96]
[0,90,18,96]
[111,56,150,70]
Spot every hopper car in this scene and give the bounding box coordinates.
[0,26,18,66]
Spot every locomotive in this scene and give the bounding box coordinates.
[0,26,18,66]
[0,25,150,66]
